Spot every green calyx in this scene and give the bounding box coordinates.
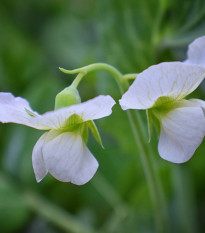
[152,96,176,112]
[146,109,161,142]
[60,113,103,147]
[146,96,177,141]
[54,85,81,110]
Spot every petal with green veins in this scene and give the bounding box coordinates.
[119,62,205,110]
[0,93,115,132]
[32,95,116,130]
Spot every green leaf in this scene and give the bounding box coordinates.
[87,121,104,148]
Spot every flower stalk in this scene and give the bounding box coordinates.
[71,72,87,88]
[123,73,138,80]
[60,63,168,233]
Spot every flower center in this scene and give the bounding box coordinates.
[60,114,84,132]
[149,96,179,123]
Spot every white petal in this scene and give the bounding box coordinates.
[185,35,205,67]
[177,99,205,116]
[0,93,115,130]
[0,92,41,127]
[32,133,49,182]
[42,131,99,185]
[32,95,115,129]
[188,98,205,110]
[173,98,205,108]
[119,62,205,110]
[158,106,205,163]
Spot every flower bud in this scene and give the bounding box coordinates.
[55,85,81,110]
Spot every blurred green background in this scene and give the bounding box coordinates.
[0,0,205,232]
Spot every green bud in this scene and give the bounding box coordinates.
[55,85,81,110]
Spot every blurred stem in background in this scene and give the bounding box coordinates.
[0,173,95,233]
[24,191,95,233]
[61,63,169,233]
[171,166,198,233]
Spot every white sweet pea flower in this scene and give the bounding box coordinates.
[185,35,205,67]
[120,61,205,163]
[0,92,115,184]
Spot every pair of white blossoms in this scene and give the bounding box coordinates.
[0,36,205,185]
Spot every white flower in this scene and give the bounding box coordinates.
[119,36,205,163]
[0,92,115,184]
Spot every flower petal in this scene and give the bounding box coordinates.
[42,131,99,185]
[0,93,115,131]
[185,35,205,67]
[188,98,205,112]
[33,95,115,129]
[119,62,205,110]
[158,105,205,163]
[0,92,41,127]
[32,133,49,182]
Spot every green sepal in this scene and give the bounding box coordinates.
[146,96,178,141]
[153,96,176,113]
[55,85,81,110]
[81,124,89,144]
[87,121,104,148]
[152,113,160,136]
[61,114,84,132]
[146,109,153,142]
[59,113,89,144]
[146,109,161,141]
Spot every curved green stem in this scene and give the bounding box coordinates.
[126,109,168,233]
[60,63,168,233]
[123,73,138,80]
[60,63,124,86]
[121,80,168,233]
[71,72,87,88]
